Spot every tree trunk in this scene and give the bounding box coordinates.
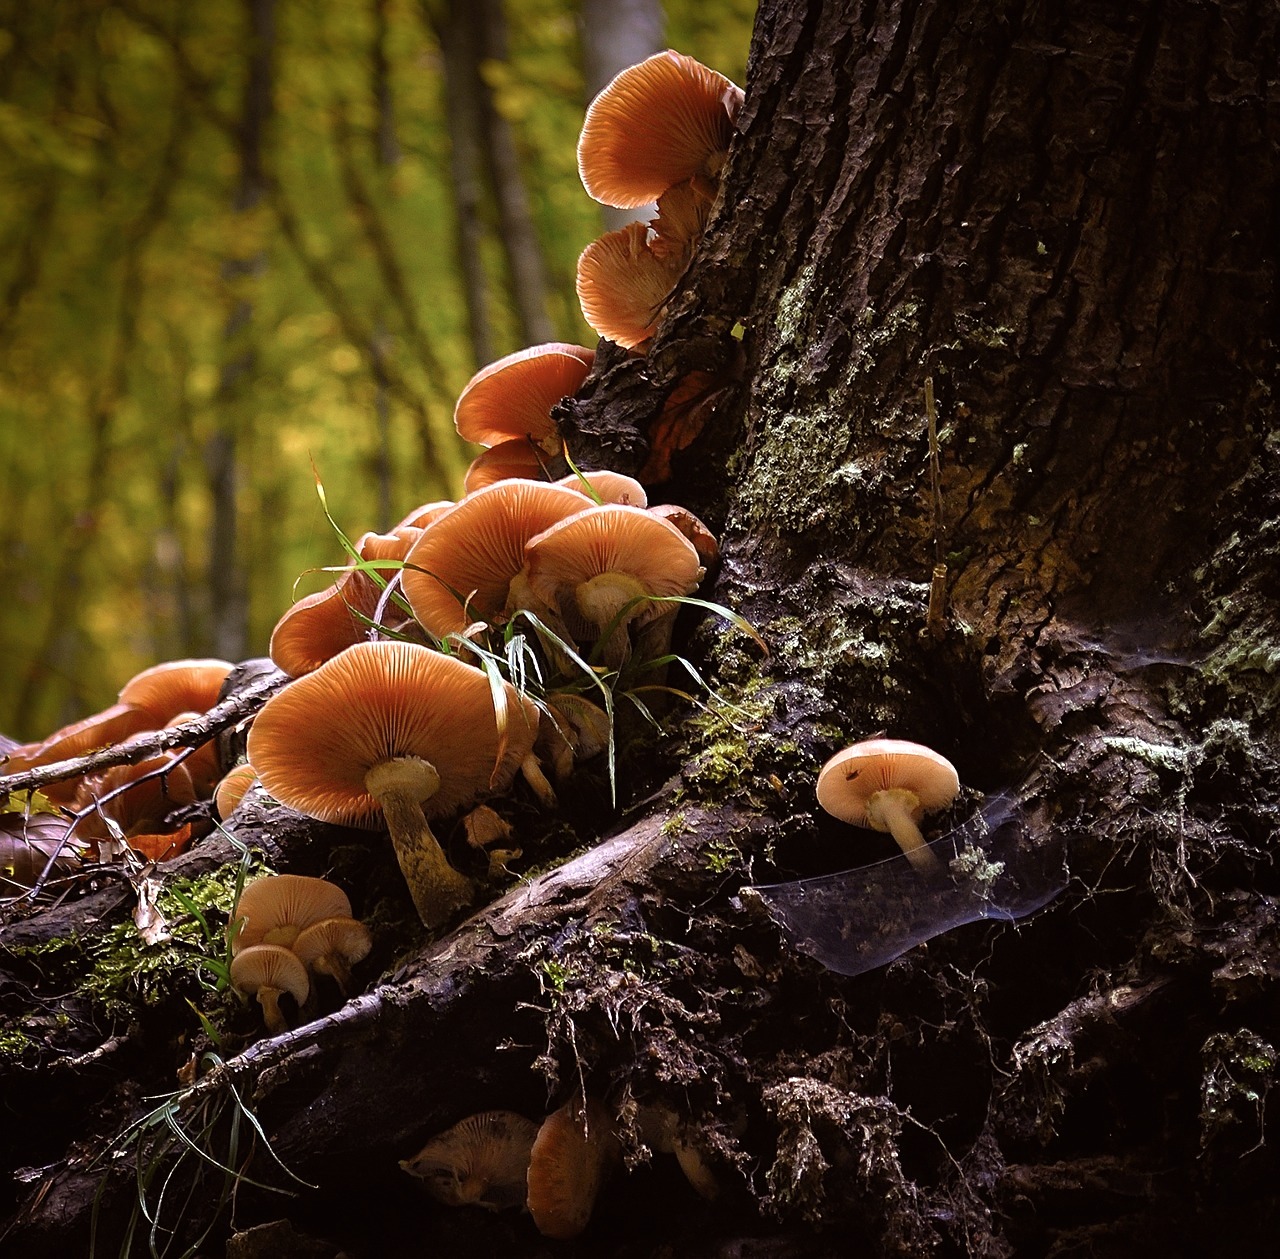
[4,1,1277,1256]
[207,0,276,664]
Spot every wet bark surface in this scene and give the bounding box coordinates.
[3,1,1279,1255]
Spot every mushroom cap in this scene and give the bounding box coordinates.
[463,440,552,494]
[214,763,259,820]
[649,180,714,262]
[815,739,960,828]
[117,659,234,724]
[401,1110,540,1211]
[270,528,421,678]
[230,943,311,1006]
[647,504,719,565]
[526,1097,618,1240]
[245,641,539,827]
[230,873,354,953]
[291,915,373,971]
[556,469,648,508]
[576,222,682,350]
[401,480,587,638]
[577,50,744,208]
[525,504,704,626]
[396,500,454,530]
[454,343,594,450]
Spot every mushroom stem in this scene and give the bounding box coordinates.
[313,952,353,997]
[576,572,647,670]
[366,757,475,928]
[257,986,289,1036]
[866,788,944,874]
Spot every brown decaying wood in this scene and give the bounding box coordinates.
[4,2,1278,1255]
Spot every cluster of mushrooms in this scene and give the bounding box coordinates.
[227,873,371,1035]
[0,47,979,1239]
[575,50,744,349]
[402,1095,719,1241]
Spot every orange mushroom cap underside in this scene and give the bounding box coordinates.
[246,641,539,826]
[401,480,587,638]
[577,50,743,208]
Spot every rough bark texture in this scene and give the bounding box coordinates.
[3,1,1279,1256]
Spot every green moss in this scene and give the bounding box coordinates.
[0,1030,36,1062]
[705,839,741,874]
[14,861,262,1023]
[733,292,924,536]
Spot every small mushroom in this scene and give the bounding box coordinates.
[815,738,960,874]
[401,1110,539,1211]
[230,943,310,1036]
[213,763,259,820]
[556,469,648,507]
[526,1097,620,1239]
[637,1103,720,1201]
[575,221,684,350]
[463,439,553,493]
[230,873,354,953]
[291,916,373,996]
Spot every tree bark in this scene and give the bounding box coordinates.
[4,1,1278,1256]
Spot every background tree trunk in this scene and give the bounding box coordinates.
[4,1,1277,1256]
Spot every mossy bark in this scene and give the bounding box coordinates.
[5,1,1279,1256]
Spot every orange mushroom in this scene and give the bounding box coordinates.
[400,480,587,640]
[246,642,539,928]
[526,1097,619,1239]
[576,222,684,350]
[577,50,744,209]
[454,343,595,454]
[815,739,960,874]
[230,873,354,953]
[525,504,705,668]
[463,439,553,494]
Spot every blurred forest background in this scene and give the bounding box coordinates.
[0,0,755,742]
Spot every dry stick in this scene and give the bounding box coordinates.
[925,376,949,640]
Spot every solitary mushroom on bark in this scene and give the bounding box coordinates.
[526,1097,619,1240]
[246,642,539,928]
[401,1110,539,1211]
[815,738,960,874]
